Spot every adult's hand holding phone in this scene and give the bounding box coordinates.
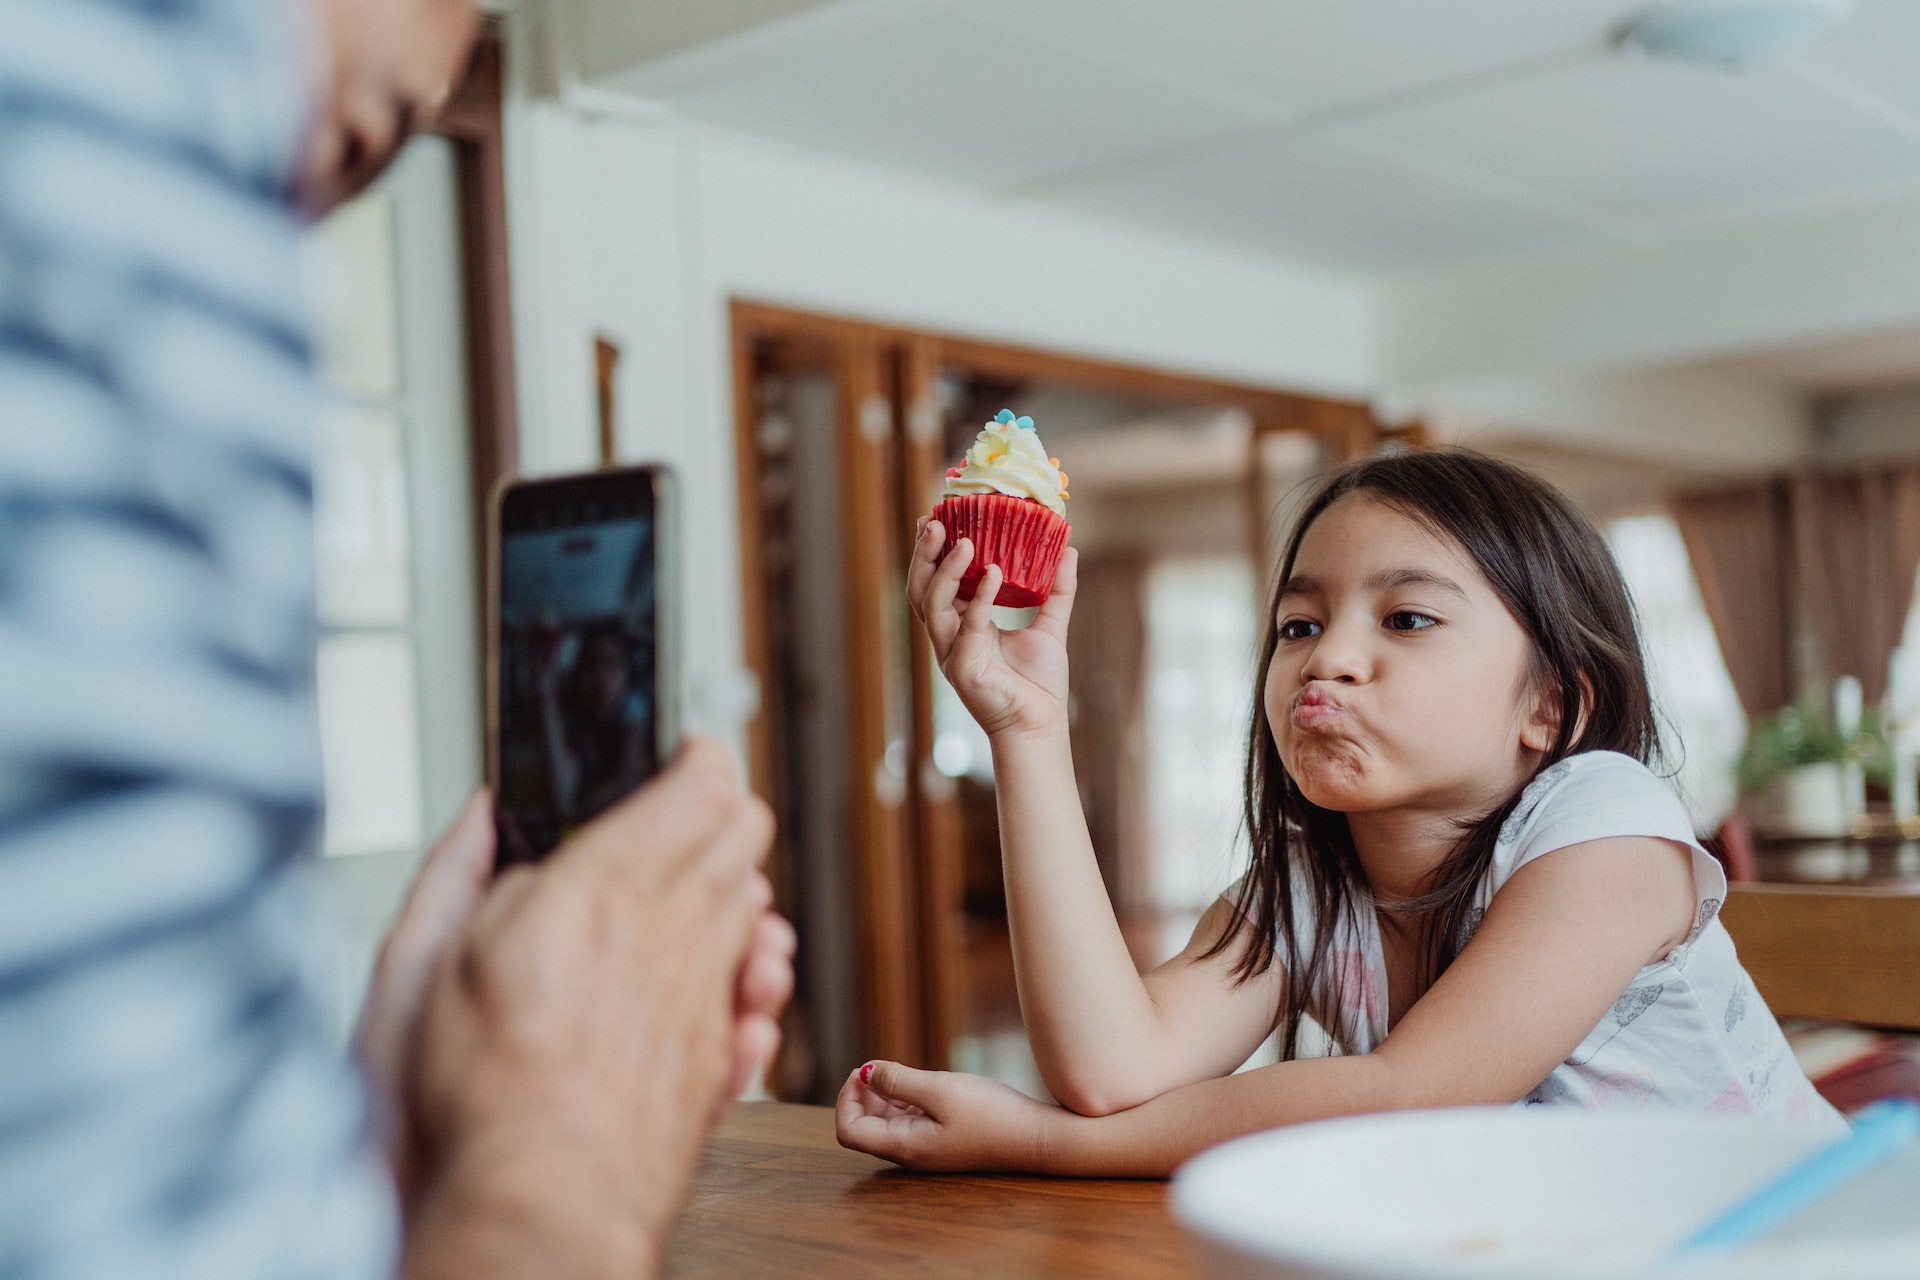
[357,747,793,1199]
[391,739,782,1280]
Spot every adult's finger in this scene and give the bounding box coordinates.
[736,912,796,1019]
[717,910,793,1103]
[467,861,542,939]
[697,799,777,909]
[380,789,494,963]
[354,788,499,1190]
[694,824,780,987]
[722,1011,782,1102]
[561,737,743,885]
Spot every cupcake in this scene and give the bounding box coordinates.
[931,409,1071,609]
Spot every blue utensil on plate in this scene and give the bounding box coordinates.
[1669,1098,1920,1262]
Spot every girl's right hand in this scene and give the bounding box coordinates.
[907,518,1078,741]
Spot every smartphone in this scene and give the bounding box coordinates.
[488,465,679,868]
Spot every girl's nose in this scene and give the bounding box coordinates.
[1301,621,1370,685]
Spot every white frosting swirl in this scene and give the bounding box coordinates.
[943,416,1069,516]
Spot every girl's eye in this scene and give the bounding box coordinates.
[1278,618,1322,641]
[1385,611,1437,633]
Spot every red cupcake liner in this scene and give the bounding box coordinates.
[932,494,1071,609]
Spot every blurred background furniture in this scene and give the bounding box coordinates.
[1722,884,1920,1031]
[1721,883,1920,1112]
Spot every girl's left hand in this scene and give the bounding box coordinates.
[835,1061,1056,1173]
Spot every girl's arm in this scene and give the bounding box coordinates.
[992,725,1283,1113]
[840,834,1697,1175]
[908,522,1279,1114]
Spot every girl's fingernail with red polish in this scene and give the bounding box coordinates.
[860,1062,876,1085]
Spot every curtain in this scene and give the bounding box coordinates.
[1791,467,1920,706]
[1672,480,1796,720]
[1066,553,1151,914]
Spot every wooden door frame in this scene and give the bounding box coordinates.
[898,334,963,1068]
[729,299,1383,1076]
[834,328,923,1066]
[432,25,517,695]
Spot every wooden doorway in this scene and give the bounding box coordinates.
[731,301,1380,1102]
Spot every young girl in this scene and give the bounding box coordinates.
[838,449,1847,1177]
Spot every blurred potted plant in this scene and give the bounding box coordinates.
[1737,697,1889,838]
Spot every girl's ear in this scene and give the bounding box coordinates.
[1519,673,1591,754]
[1518,685,1559,754]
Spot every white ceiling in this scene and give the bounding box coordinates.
[594,0,1920,275]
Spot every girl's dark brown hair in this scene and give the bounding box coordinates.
[1206,448,1659,1058]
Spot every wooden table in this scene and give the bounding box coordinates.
[668,1103,1198,1279]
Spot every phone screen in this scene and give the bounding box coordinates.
[494,471,664,867]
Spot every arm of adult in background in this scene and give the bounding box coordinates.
[353,741,791,1278]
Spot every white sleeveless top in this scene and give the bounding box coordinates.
[1258,751,1848,1133]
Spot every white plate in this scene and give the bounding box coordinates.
[1171,1107,1920,1280]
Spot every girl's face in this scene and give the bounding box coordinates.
[1264,494,1558,819]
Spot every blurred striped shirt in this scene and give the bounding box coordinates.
[0,0,397,1275]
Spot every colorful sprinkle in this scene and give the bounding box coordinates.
[945,466,963,478]
[994,409,1016,424]
[1015,415,1035,430]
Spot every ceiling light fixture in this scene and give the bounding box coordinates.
[1618,0,1851,70]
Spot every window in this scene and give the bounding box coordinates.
[1143,555,1259,923]
[1607,514,1747,832]
[303,137,481,1034]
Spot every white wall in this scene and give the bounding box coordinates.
[1366,189,1920,470]
[1405,364,1810,470]
[503,92,1380,752]
[1374,192,1920,470]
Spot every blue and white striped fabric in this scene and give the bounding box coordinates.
[0,1,398,1275]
